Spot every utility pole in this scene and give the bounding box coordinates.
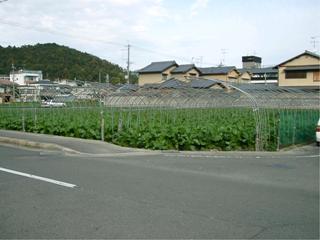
[11,63,15,101]
[99,71,101,83]
[126,44,130,84]
[106,74,109,84]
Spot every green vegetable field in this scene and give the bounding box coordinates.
[0,105,318,151]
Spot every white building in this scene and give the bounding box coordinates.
[10,70,43,85]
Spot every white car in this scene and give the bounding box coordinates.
[41,100,66,107]
[317,118,320,146]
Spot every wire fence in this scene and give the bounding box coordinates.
[0,78,319,151]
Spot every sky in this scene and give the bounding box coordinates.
[0,0,319,70]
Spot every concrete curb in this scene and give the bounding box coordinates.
[0,132,317,157]
[0,137,80,154]
[0,136,160,156]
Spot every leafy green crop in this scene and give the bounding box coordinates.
[0,105,318,151]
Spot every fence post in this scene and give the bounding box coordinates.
[100,110,105,141]
[292,110,297,145]
[34,107,37,130]
[255,125,260,151]
[276,113,281,151]
[22,108,25,132]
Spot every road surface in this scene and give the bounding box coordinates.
[0,142,319,239]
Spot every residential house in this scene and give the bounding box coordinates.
[0,79,16,103]
[142,78,232,91]
[276,50,320,88]
[170,64,200,81]
[10,69,43,85]
[249,67,278,84]
[238,67,278,84]
[237,69,252,82]
[198,66,240,82]
[18,80,72,101]
[0,75,10,81]
[138,61,178,86]
[242,56,262,69]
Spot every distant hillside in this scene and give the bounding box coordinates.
[0,43,135,83]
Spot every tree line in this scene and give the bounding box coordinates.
[0,43,137,84]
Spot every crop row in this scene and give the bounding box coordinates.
[0,107,318,151]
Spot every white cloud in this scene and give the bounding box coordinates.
[0,0,318,69]
[190,0,208,16]
[39,16,55,30]
[146,0,168,18]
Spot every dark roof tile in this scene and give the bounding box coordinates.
[199,66,236,75]
[171,64,198,74]
[138,61,177,73]
[238,67,278,74]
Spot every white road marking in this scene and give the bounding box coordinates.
[0,167,77,188]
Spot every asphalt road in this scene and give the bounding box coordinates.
[0,144,319,239]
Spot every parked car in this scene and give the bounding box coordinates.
[41,100,66,107]
[316,118,320,146]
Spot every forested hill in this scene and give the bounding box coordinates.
[0,43,131,83]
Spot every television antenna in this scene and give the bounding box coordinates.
[310,36,319,53]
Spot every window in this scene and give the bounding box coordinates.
[162,73,168,81]
[313,70,320,82]
[285,71,306,79]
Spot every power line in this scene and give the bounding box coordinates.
[131,44,218,66]
[0,19,221,68]
[131,44,191,63]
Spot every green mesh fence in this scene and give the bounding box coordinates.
[279,109,319,147]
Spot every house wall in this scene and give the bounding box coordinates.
[171,68,200,81]
[138,66,177,86]
[138,74,163,86]
[10,71,43,85]
[278,55,320,87]
[228,70,240,79]
[239,72,251,81]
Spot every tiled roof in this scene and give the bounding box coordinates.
[0,79,17,86]
[160,78,186,89]
[171,64,198,74]
[190,79,222,88]
[138,61,178,73]
[238,67,278,74]
[199,66,236,75]
[117,84,138,91]
[276,50,320,67]
[29,80,53,85]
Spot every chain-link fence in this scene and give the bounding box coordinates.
[0,78,319,151]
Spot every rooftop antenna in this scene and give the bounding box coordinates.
[191,56,203,66]
[221,48,227,66]
[310,36,319,53]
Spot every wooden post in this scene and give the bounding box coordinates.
[100,110,105,141]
